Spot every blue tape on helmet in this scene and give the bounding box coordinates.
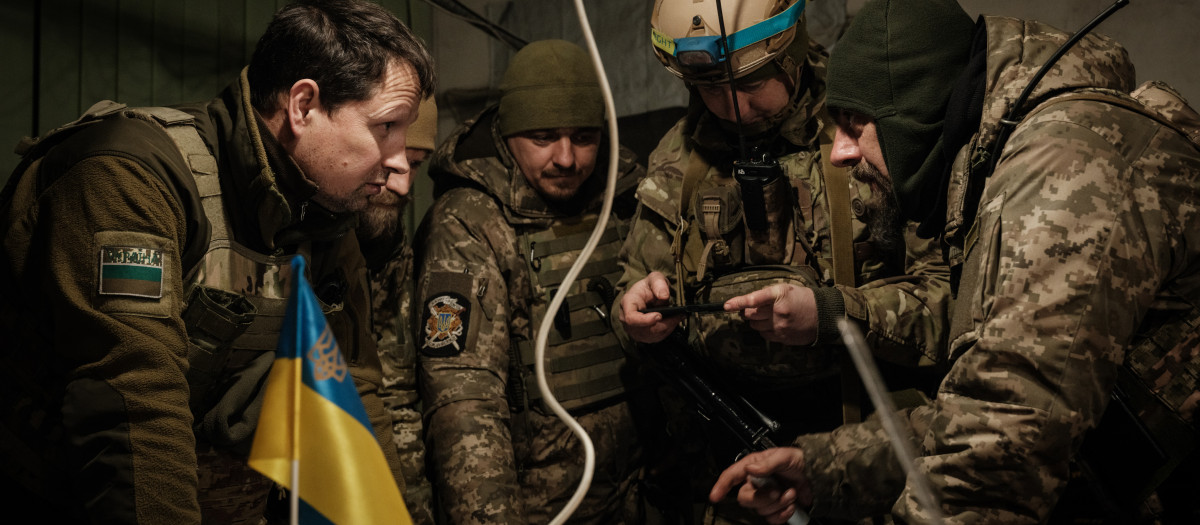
[671,0,806,66]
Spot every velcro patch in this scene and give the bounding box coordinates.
[420,292,470,357]
[98,246,164,298]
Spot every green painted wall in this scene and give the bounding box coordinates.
[0,0,431,187]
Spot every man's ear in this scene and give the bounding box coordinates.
[286,79,321,136]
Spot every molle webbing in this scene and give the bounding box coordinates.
[517,340,627,406]
[170,135,290,353]
[524,373,626,408]
[138,107,220,178]
[527,224,628,286]
[535,258,623,288]
[1074,299,1200,506]
[122,106,274,352]
[520,292,614,345]
[514,216,630,412]
[1125,303,1200,433]
[132,105,293,355]
[131,106,295,452]
[143,106,350,459]
[520,340,625,373]
[528,225,624,260]
[674,149,710,303]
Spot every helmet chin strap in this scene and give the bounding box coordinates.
[712,57,807,143]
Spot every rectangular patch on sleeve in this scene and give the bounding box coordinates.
[98,246,164,298]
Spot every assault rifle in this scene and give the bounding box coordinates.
[645,333,782,454]
[644,332,809,524]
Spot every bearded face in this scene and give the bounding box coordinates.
[850,162,906,258]
[359,188,409,243]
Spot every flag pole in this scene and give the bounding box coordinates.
[290,380,300,525]
[290,260,302,525]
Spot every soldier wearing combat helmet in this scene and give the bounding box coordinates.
[414,39,652,523]
[617,0,951,521]
[713,0,1200,523]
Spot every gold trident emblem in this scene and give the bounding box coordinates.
[424,295,465,350]
[308,325,348,382]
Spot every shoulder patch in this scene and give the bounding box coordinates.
[98,245,164,298]
[421,292,471,357]
[92,230,179,319]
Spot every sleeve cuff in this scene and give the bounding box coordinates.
[812,286,846,345]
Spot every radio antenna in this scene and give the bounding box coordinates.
[714,0,748,159]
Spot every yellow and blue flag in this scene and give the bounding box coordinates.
[249,255,411,524]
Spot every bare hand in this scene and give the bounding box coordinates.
[724,283,818,345]
[618,272,683,344]
[710,447,813,524]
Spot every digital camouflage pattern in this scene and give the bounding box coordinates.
[415,106,650,524]
[795,17,1200,524]
[0,71,403,523]
[367,235,436,525]
[614,42,950,377]
[613,40,951,524]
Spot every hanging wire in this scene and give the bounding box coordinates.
[536,0,620,522]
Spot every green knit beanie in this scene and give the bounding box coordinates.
[826,0,975,222]
[498,39,604,137]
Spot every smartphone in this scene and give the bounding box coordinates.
[640,302,727,316]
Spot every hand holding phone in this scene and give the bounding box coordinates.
[639,302,727,316]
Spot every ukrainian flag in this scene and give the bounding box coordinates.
[249,256,411,524]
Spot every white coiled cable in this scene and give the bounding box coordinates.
[535,1,619,523]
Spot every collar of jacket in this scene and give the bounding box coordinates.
[940,15,1136,246]
[213,68,356,253]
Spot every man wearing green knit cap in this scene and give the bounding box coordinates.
[711,0,1200,523]
[414,39,654,523]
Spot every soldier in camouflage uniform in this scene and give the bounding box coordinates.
[618,0,951,521]
[414,39,650,524]
[358,96,438,525]
[0,1,435,522]
[712,0,1200,523]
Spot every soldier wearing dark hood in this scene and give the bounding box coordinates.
[414,39,650,523]
[711,0,1200,523]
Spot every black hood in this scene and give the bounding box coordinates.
[826,0,976,225]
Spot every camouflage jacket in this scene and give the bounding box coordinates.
[366,230,435,525]
[796,16,1200,524]
[0,70,402,523]
[613,42,951,372]
[414,106,649,524]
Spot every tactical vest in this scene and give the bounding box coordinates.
[60,102,358,522]
[155,105,369,522]
[7,101,311,433]
[509,211,631,413]
[5,100,343,522]
[663,135,858,394]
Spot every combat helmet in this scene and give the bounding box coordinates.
[651,0,809,85]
